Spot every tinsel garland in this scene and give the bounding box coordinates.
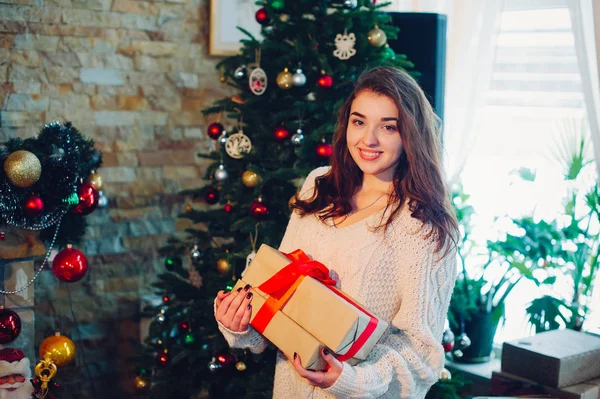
[0,121,102,246]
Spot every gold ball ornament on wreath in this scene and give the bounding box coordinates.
[39,332,76,367]
[86,171,104,191]
[217,258,232,275]
[241,170,261,188]
[3,150,42,188]
[440,367,452,380]
[368,25,387,47]
[276,68,293,89]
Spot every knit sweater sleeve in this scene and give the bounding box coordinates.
[215,167,329,353]
[324,223,457,399]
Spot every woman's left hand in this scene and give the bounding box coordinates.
[289,348,343,389]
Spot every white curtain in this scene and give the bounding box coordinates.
[567,0,600,178]
[568,0,600,334]
[380,0,504,183]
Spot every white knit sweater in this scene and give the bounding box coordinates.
[217,167,456,399]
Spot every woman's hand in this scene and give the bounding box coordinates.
[289,348,343,389]
[215,284,253,332]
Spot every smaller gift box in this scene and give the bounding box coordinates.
[501,330,600,388]
[233,244,388,370]
[491,371,600,399]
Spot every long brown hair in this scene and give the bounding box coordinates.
[292,66,458,254]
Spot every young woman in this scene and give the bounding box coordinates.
[215,66,458,399]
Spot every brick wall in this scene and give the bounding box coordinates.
[0,0,227,395]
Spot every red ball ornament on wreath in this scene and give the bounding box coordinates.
[23,195,44,218]
[217,352,236,367]
[250,199,268,220]
[316,142,333,158]
[224,203,232,213]
[0,308,22,345]
[204,187,220,204]
[52,244,89,282]
[317,74,333,88]
[71,183,99,215]
[207,122,224,140]
[255,7,269,25]
[274,126,290,142]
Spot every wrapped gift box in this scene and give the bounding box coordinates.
[501,330,600,388]
[491,371,600,399]
[232,244,388,370]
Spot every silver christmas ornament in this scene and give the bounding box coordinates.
[218,132,228,146]
[291,129,304,146]
[190,244,202,262]
[306,92,317,101]
[157,314,166,324]
[208,359,221,372]
[97,191,109,208]
[214,164,229,182]
[234,65,246,79]
[343,0,358,7]
[456,333,471,349]
[292,69,307,86]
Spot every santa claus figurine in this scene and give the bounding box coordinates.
[0,348,33,399]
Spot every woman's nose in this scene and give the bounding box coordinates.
[362,127,379,146]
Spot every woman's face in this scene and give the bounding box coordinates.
[346,90,403,182]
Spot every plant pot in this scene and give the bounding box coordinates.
[453,310,499,363]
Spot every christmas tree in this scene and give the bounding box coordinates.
[135,1,417,397]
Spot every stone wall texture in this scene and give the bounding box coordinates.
[0,0,227,395]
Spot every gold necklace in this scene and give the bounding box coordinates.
[347,193,387,216]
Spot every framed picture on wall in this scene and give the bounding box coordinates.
[209,0,263,56]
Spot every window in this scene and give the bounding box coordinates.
[460,0,598,342]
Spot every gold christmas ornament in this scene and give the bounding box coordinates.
[219,75,226,83]
[134,375,150,391]
[235,361,247,371]
[276,68,293,89]
[34,356,58,393]
[39,332,76,367]
[241,170,261,188]
[184,203,193,212]
[368,25,387,47]
[86,172,104,191]
[217,258,231,275]
[3,150,42,188]
[440,367,452,380]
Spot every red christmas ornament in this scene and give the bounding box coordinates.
[24,195,44,217]
[317,75,333,88]
[0,232,4,240]
[0,308,21,344]
[156,351,169,367]
[52,244,89,282]
[71,183,99,215]
[250,200,268,219]
[162,295,170,303]
[274,126,290,142]
[442,341,454,353]
[255,7,269,25]
[204,187,219,204]
[316,142,333,158]
[207,122,224,140]
[224,203,232,213]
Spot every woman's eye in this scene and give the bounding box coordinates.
[383,124,397,131]
[351,119,364,126]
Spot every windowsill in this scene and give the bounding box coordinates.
[444,347,502,396]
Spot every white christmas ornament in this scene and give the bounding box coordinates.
[249,67,267,95]
[225,131,252,159]
[333,32,356,60]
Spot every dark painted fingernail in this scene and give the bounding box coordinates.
[244,284,251,291]
[323,348,330,355]
[293,352,297,360]
[246,292,253,299]
[236,287,243,292]
[247,304,252,310]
